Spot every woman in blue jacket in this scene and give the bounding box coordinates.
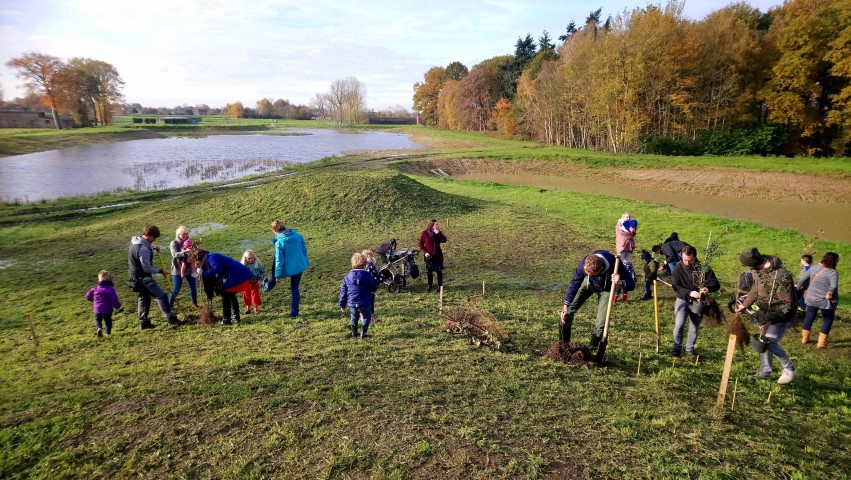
[197,249,253,325]
[271,218,310,318]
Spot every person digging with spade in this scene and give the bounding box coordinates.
[128,225,181,330]
[560,250,635,350]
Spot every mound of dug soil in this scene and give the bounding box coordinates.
[183,305,220,326]
[444,307,513,351]
[545,341,599,367]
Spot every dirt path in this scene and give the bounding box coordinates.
[400,158,851,242]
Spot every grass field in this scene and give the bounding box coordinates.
[0,129,849,479]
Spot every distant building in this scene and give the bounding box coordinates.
[0,111,74,129]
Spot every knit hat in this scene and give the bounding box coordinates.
[739,248,764,267]
[640,249,652,262]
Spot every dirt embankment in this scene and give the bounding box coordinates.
[404,158,851,205]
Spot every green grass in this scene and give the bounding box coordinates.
[1,163,849,479]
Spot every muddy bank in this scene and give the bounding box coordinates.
[407,159,851,242]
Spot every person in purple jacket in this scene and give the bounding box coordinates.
[196,250,253,325]
[85,270,122,337]
[559,250,635,349]
[339,253,379,339]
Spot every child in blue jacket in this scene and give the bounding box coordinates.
[339,252,379,339]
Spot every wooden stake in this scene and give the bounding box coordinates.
[482,280,486,296]
[637,351,642,376]
[731,377,739,411]
[766,390,773,405]
[653,280,660,353]
[26,312,39,346]
[715,334,738,410]
[695,354,700,365]
[438,285,444,317]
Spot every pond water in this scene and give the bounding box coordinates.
[0,129,424,202]
[456,173,851,243]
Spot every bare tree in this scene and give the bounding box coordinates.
[324,77,367,124]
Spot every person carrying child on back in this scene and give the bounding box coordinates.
[241,249,266,314]
[181,237,197,279]
[339,252,379,339]
[85,270,122,337]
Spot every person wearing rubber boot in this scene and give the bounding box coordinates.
[339,252,379,339]
[736,248,797,385]
[796,252,840,348]
[128,225,181,329]
[560,250,635,350]
[669,245,720,357]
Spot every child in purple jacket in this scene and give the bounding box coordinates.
[85,270,122,337]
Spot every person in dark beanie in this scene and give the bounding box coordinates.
[736,247,797,385]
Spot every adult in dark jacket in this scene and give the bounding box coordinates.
[736,248,797,385]
[419,219,447,292]
[197,250,253,325]
[339,253,379,338]
[271,218,310,318]
[669,245,720,356]
[128,225,180,329]
[656,232,690,274]
[560,250,635,349]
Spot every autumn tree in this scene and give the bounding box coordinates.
[226,101,245,118]
[826,0,851,154]
[5,52,66,129]
[255,98,274,117]
[492,97,517,137]
[444,61,469,81]
[413,66,445,125]
[762,0,849,154]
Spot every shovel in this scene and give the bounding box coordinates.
[595,256,621,364]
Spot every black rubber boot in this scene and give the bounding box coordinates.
[140,319,156,330]
[351,324,359,338]
[361,323,370,339]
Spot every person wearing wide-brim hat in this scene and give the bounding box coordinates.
[735,247,798,385]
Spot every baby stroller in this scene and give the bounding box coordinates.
[375,239,420,293]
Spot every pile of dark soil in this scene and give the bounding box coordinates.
[444,307,513,351]
[702,296,726,327]
[183,305,220,326]
[729,314,751,353]
[545,341,598,367]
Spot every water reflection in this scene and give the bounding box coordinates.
[0,129,424,201]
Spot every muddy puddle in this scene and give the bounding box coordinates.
[455,173,851,242]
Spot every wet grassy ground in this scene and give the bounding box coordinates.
[1,163,848,478]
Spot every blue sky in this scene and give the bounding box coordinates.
[0,0,784,111]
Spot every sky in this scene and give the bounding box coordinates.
[0,0,785,111]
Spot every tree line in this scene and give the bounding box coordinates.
[413,0,851,156]
[4,53,385,126]
[5,52,125,128]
